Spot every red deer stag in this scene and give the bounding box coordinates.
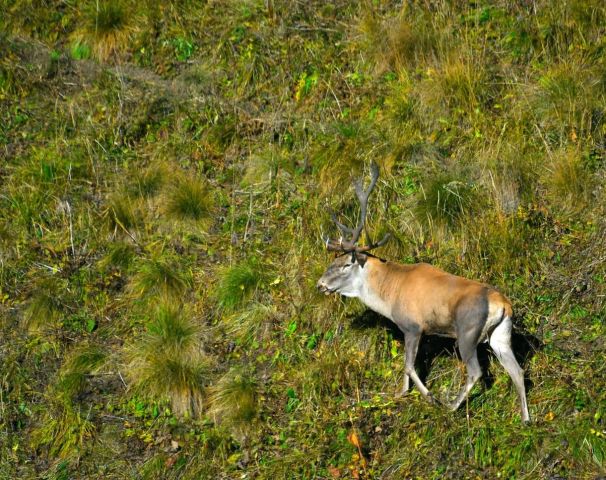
[317,163,530,422]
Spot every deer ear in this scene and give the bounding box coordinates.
[355,253,367,268]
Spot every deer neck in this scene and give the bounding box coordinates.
[357,258,394,320]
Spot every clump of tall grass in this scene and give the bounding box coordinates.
[73,0,143,62]
[164,175,213,227]
[127,304,208,417]
[215,257,269,312]
[460,213,537,281]
[544,148,592,214]
[298,327,384,404]
[358,8,440,73]
[23,278,66,331]
[208,367,259,436]
[30,347,104,458]
[106,193,141,233]
[222,302,276,345]
[438,58,492,111]
[417,173,482,227]
[31,402,96,459]
[100,242,136,270]
[313,121,382,194]
[128,164,166,199]
[534,62,597,136]
[129,254,193,300]
[416,55,496,121]
[241,147,285,187]
[534,1,606,61]
[55,345,107,403]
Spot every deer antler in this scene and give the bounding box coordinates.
[325,162,391,253]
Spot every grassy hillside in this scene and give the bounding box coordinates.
[1,1,605,478]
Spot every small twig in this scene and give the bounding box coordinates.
[323,78,343,118]
[117,371,127,389]
[101,414,128,422]
[65,201,76,259]
[112,214,143,252]
[286,24,340,33]
[533,124,554,162]
[32,262,62,273]
[243,190,254,242]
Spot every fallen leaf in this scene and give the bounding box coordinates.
[328,465,341,478]
[348,431,361,449]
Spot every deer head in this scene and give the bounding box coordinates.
[318,162,391,297]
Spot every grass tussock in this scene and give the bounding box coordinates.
[73,0,143,62]
[164,175,213,226]
[418,173,482,227]
[106,193,142,233]
[101,242,136,269]
[208,367,259,435]
[55,345,107,403]
[23,278,66,331]
[31,403,96,459]
[128,163,166,198]
[215,257,269,312]
[129,254,193,300]
[127,304,208,417]
[222,302,276,345]
[545,147,592,211]
[359,9,440,73]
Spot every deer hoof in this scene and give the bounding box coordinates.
[395,388,409,399]
[448,402,460,412]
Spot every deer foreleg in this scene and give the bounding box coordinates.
[401,331,438,404]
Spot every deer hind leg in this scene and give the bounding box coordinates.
[400,330,438,404]
[489,316,530,423]
[449,347,482,411]
[449,296,488,411]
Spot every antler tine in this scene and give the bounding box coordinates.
[330,211,355,237]
[350,161,380,244]
[354,232,391,253]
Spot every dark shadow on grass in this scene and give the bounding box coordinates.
[351,309,542,396]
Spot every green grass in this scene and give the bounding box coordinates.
[74,0,142,61]
[31,403,96,459]
[165,175,213,224]
[127,304,208,417]
[23,278,67,331]
[1,1,606,478]
[129,254,193,300]
[106,193,141,233]
[208,367,259,437]
[55,345,107,402]
[418,173,481,227]
[215,258,269,312]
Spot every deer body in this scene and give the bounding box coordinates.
[318,162,530,422]
[318,254,530,422]
[356,259,508,340]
